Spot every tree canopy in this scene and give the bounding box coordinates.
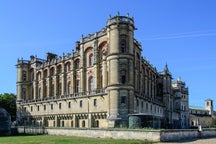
[0,93,16,121]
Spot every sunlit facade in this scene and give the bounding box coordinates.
[16,14,189,129]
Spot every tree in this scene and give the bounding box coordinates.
[0,93,16,121]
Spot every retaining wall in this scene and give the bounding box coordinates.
[17,127,216,142]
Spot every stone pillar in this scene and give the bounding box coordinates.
[61,64,65,95]
[41,71,44,99]
[16,64,23,101]
[102,59,107,88]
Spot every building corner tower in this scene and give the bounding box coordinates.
[106,14,135,128]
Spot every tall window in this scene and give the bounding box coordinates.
[120,70,126,84]
[58,82,62,95]
[89,54,94,66]
[50,67,55,76]
[80,100,83,107]
[121,96,126,104]
[68,102,71,108]
[120,35,127,53]
[93,99,97,107]
[57,65,62,74]
[66,63,71,72]
[121,40,126,53]
[89,77,94,91]
[75,80,80,93]
[67,82,71,95]
[75,60,80,69]
[59,103,62,109]
[22,88,26,100]
[38,87,41,99]
[22,71,27,81]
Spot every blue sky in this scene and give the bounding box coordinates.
[0,0,216,109]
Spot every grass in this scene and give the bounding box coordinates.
[0,134,156,144]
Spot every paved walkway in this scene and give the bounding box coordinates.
[159,137,216,144]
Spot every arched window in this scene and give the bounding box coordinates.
[89,54,94,66]
[89,77,94,91]
[66,62,71,72]
[37,72,41,80]
[75,60,80,69]
[50,67,55,76]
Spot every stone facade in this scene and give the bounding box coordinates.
[16,14,189,129]
[190,99,215,128]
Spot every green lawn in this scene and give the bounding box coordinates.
[0,134,155,144]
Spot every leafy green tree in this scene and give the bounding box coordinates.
[0,93,16,121]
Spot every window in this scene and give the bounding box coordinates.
[75,60,80,69]
[82,120,85,127]
[146,103,148,110]
[89,77,94,91]
[120,35,127,53]
[38,87,41,99]
[89,54,94,66]
[75,80,80,93]
[59,103,62,109]
[121,70,126,84]
[50,68,55,76]
[62,121,64,127]
[121,40,126,53]
[58,82,62,95]
[44,70,47,78]
[23,71,27,81]
[37,105,40,111]
[31,106,33,112]
[51,104,53,110]
[22,88,26,100]
[80,100,83,107]
[44,105,46,111]
[68,82,71,94]
[121,96,126,104]
[68,102,71,108]
[95,120,99,128]
[57,66,62,74]
[66,63,71,72]
[94,99,97,107]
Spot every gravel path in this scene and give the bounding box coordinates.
[159,137,216,144]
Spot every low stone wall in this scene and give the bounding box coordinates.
[160,129,198,142]
[17,127,216,142]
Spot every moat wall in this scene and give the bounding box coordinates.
[17,127,216,142]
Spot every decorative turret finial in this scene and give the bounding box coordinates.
[117,11,120,16]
